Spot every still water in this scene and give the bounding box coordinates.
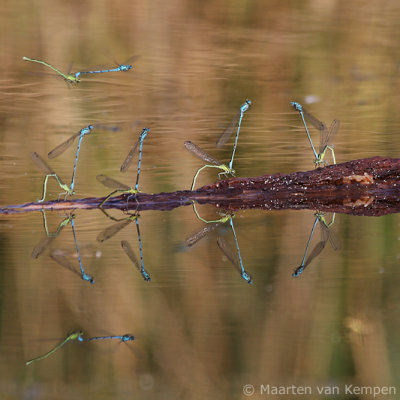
[1,1,400,399]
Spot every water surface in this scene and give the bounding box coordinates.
[1,1,400,399]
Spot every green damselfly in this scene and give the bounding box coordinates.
[184,141,234,190]
[23,56,80,84]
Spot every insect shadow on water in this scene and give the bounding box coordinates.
[292,212,341,277]
[184,202,252,284]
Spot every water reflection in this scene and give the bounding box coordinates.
[293,212,341,277]
[31,211,74,259]
[51,216,95,284]
[26,330,136,366]
[97,210,151,281]
[121,239,151,282]
[96,210,139,242]
[3,0,400,397]
[185,203,252,284]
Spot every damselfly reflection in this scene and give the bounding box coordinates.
[26,331,135,365]
[97,209,138,242]
[32,211,74,259]
[216,233,252,284]
[121,240,151,281]
[291,101,339,167]
[185,203,252,283]
[292,212,341,277]
[184,219,227,248]
[49,217,95,284]
[97,210,150,281]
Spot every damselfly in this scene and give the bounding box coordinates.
[120,127,150,177]
[97,128,150,207]
[48,124,94,193]
[291,101,340,166]
[216,99,251,171]
[74,55,139,79]
[184,141,234,190]
[23,56,80,84]
[96,175,138,208]
[31,152,74,202]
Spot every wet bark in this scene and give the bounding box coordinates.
[1,157,400,216]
